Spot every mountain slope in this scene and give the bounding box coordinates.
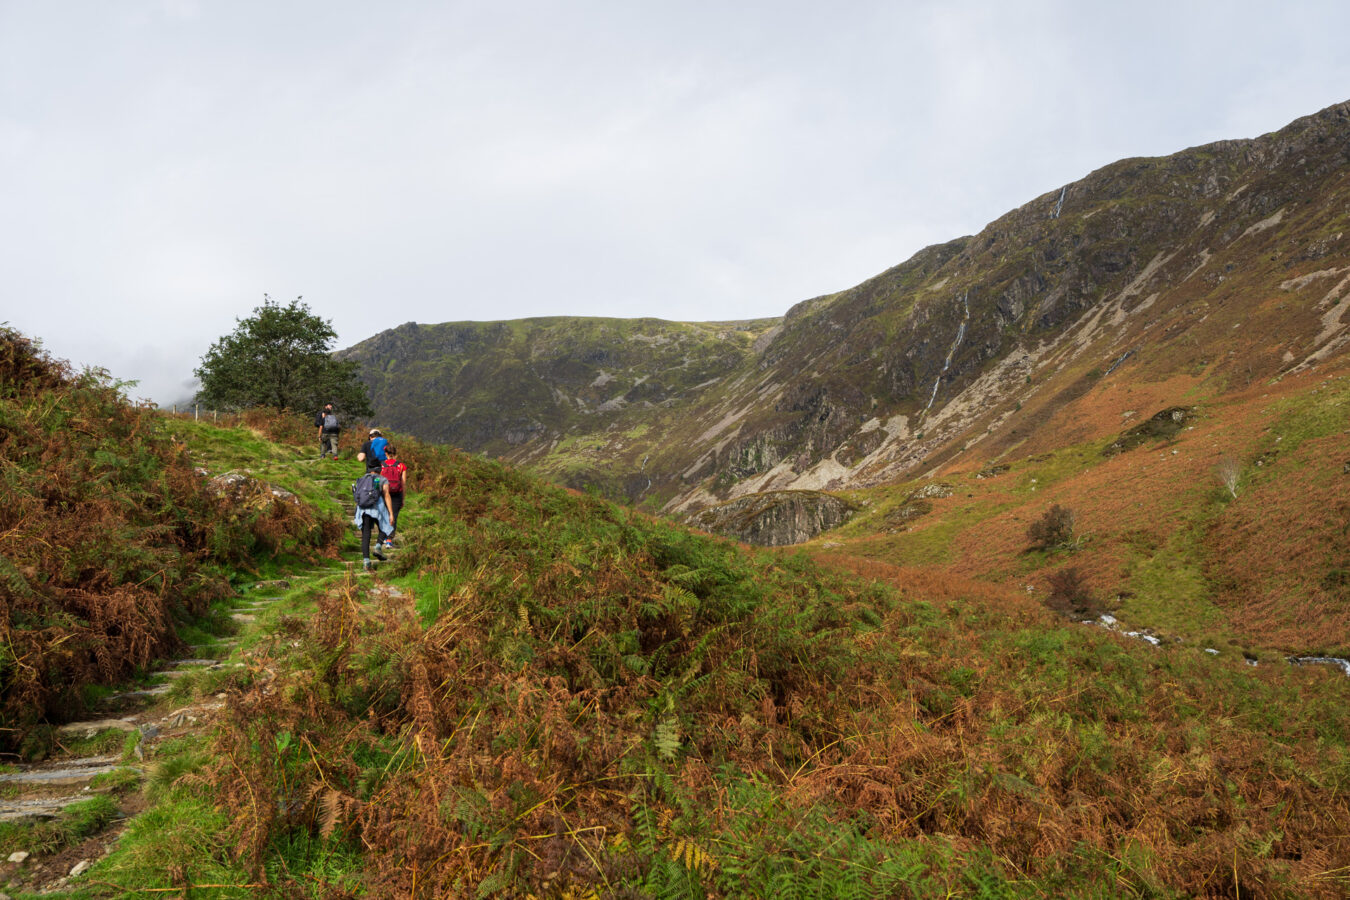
[343,100,1350,534]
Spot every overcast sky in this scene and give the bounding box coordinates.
[3,1,1349,404]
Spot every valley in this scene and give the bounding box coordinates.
[4,98,1350,899]
[341,100,1350,665]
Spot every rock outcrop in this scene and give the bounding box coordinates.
[689,490,857,546]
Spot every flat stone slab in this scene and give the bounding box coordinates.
[168,659,221,668]
[231,613,256,624]
[0,794,88,823]
[0,756,122,788]
[108,684,172,701]
[55,719,139,739]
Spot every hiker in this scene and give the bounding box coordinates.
[314,403,340,459]
[379,445,409,537]
[357,428,389,473]
[351,468,394,570]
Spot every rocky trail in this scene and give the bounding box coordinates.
[0,462,397,897]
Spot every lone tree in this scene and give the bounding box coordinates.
[194,295,372,415]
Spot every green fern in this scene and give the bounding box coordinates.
[654,717,681,761]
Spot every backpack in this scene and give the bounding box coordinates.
[323,413,338,431]
[369,436,389,461]
[352,473,381,510]
[380,459,405,492]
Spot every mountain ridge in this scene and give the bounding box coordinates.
[341,99,1350,540]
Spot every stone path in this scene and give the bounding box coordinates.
[0,464,390,895]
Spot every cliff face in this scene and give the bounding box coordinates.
[689,490,857,547]
[341,100,1350,543]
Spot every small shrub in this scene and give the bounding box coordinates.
[1044,566,1099,617]
[1027,504,1076,550]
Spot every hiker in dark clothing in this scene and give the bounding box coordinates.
[315,403,340,459]
[351,470,394,570]
[378,445,409,540]
[357,428,388,473]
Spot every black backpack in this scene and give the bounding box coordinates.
[352,473,380,509]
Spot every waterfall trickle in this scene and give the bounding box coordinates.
[919,293,970,422]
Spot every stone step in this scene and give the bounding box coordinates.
[231,613,256,624]
[0,758,144,824]
[54,719,139,740]
[108,684,172,702]
[167,659,221,668]
[1,794,104,823]
[0,756,123,789]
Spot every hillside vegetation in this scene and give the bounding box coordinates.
[13,395,1342,898]
[817,368,1350,661]
[0,329,338,754]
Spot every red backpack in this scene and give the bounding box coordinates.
[380,459,406,492]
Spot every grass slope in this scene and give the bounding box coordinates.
[61,417,1350,899]
[824,369,1350,660]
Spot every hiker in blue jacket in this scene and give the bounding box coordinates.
[357,428,389,473]
[352,470,394,570]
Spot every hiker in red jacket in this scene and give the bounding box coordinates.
[378,446,409,544]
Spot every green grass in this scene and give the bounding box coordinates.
[169,418,350,518]
[1121,522,1227,642]
[1255,374,1350,463]
[89,767,143,794]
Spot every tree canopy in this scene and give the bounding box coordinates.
[194,296,373,416]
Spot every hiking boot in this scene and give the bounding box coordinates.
[373,547,387,561]
[362,558,372,570]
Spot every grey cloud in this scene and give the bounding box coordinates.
[3,1,1349,402]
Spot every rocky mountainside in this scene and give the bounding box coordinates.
[341,100,1350,542]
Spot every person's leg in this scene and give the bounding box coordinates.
[390,492,404,532]
[360,515,373,566]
